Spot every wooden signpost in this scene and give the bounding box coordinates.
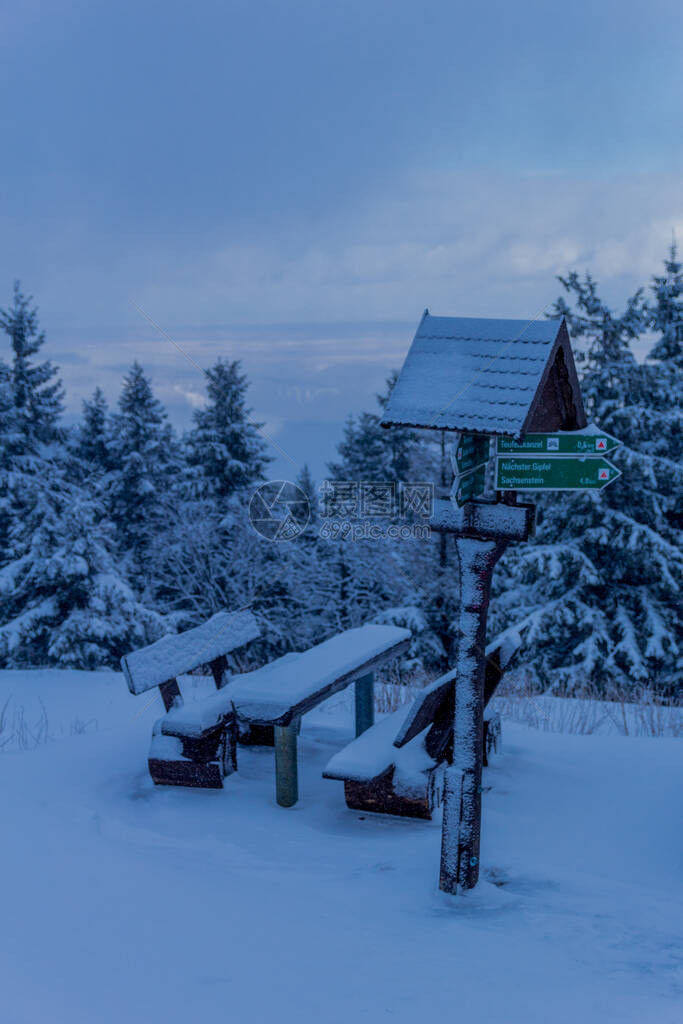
[429,498,534,890]
[382,312,620,894]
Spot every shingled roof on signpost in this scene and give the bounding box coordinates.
[381,312,586,439]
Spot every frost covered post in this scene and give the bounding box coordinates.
[440,537,504,890]
[431,501,535,890]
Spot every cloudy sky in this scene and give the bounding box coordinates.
[2,0,682,478]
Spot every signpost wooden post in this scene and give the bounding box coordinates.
[430,498,534,890]
[381,312,615,894]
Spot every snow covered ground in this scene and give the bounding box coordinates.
[0,669,681,1024]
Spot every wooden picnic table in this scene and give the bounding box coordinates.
[161,624,411,805]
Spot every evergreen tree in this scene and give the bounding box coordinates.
[107,363,179,584]
[0,282,63,443]
[149,360,278,651]
[0,454,164,668]
[646,243,683,533]
[649,241,683,367]
[0,363,21,559]
[328,373,422,486]
[492,268,683,695]
[185,359,270,500]
[73,387,111,473]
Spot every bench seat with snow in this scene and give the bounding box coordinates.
[120,610,261,788]
[158,623,411,806]
[323,629,522,819]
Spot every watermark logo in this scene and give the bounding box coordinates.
[249,480,311,541]
[249,479,433,542]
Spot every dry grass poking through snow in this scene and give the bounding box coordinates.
[491,675,682,737]
[375,669,682,738]
[0,695,98,751]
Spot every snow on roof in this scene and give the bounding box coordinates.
[381,313,564,437]
[121,610,261,695]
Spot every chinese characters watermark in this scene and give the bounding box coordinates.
[249,480,433,541]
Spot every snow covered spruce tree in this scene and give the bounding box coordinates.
[71,387,112,477]
[185,359,270,500]
[0,282,63,444]
[106,363,180,589]
[650,241,683,368]
[0,283,64,567]
[492,261,683,696]
[0,364,20,557]
[0,291,163,668]
[327,372,422,485]
[148,359,283,648]
[0,459,165,668]
[646,241,683,538]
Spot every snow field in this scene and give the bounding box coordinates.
[0,669,681,1024]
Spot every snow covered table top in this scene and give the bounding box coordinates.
[230,625,410,725]
[121,610,260,695]
[162,624,411,736]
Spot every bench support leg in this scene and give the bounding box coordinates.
[274,721,299,807]
[355,673,375,738]
[159,678,181,712]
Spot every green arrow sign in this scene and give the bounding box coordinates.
[452,464,487,506]
[497,427,621,456]
[495,457,621,491]
[453,433,490,474]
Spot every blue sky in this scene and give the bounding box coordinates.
[1,0,682,479]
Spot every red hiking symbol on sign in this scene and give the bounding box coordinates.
[596,438,607,451]
[598,468,609,480]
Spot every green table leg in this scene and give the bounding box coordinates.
[274,720,299,807]
[355,672,375,737]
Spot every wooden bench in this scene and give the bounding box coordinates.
[323,628,522,819]
[160,623,411,805]
[120,610,261,788]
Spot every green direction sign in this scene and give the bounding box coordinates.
[452,464,487,507]
[453,433,490,474]
[497,428,621,457]
[495,457,621,492]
